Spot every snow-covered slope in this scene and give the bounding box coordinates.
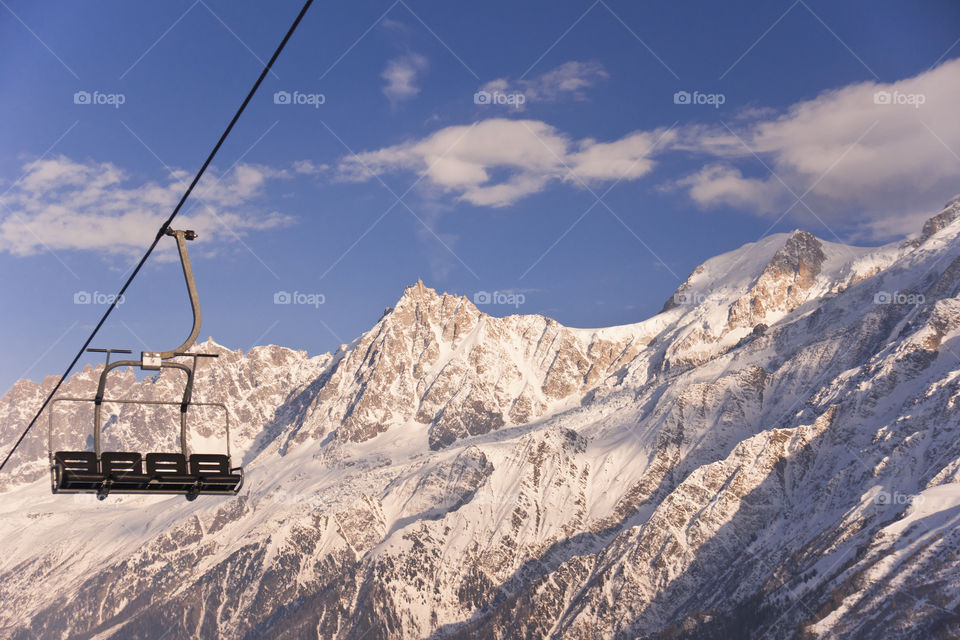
[2,196,960,639]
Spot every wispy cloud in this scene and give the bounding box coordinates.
[292,159,329,176]
[477,61,608,110]
[0,155,294,256]
[382,53,428,104]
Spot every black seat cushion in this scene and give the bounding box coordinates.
[55,451,98,474]
[53,451,103,490]
[102,452,145,476]
[146,453,188,476]
[145,453,196,491]
[190,454,230,476]
[101,452,150,488]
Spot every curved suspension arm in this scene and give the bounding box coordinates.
[160,229,202,359]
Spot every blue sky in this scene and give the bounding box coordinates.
[1,0,959,392]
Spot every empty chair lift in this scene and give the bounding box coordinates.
[48,229,243,501]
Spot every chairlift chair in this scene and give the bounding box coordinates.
[48,228,243,501]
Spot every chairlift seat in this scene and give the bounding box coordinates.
[191,453,242,491]
[52,449,243,497]
[146,452,197,492]
[54,451,104,490]
[102,451,150,489]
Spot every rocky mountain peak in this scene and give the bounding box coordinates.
[280,279,645,451]
[765,229,826,281]
[398,278,435,304]
[726,230,826,329]
[663,230,827,319]
[919,195,960,244]
[387,279,479,330]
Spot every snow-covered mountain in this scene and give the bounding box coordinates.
[3,197,960,639]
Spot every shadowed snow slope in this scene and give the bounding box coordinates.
[3,197,960,639]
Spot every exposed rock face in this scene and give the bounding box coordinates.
[3,197,960,640]
[291,280,646,450]
[727,229,826,329]
[918,195,960,244]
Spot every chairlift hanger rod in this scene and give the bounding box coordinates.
[159,228,202,359]
[0,0,315,474]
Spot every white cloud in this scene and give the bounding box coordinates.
[337,118,674,207]
[525,61,609,101]
[337,59,960,237]
[675,165,783,212]
[673,58,960,236]
[292,159,329,175]
[478,61,608,110]
[567,131,671,182]
[382,53,428,104]
[0,155,294,257]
